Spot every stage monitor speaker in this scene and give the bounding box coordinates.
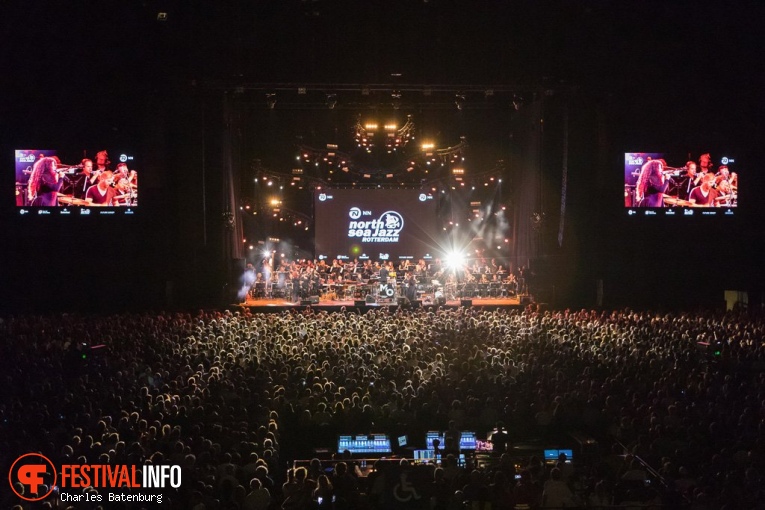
[460,299,472,307]
[365,294,376,304]
[435,297,446,306]
[301,296,320,305]
[397,297,410,307]
[354,300,366,307]
[412,299,422,308]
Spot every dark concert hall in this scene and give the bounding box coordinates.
[1,1,764,508]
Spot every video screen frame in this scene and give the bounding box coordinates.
[15,149,139,216]
[314,187,439,261]
[624,152,737,218]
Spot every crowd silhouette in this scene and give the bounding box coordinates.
[2,305,764,509]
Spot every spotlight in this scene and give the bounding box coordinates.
[326,94,337,109]
[266,93,277,109]
[445,252,465,269]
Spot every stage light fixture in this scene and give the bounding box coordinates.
[326,94,337,109]
[455,93,466,110]
[266,93,277,109]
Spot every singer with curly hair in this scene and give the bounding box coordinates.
[28,156,63,206]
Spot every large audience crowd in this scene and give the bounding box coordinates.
[1,305,764,509]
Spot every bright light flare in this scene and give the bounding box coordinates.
[445,252,465,269]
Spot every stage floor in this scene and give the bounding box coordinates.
[239,295,524,313]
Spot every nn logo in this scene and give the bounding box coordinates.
[9,453,57,502]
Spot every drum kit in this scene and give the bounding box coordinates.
[662,195,693,207]
[57,194,90,206]
[663,193,737,208]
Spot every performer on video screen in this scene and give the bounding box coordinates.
[28,157,64,206]
[676,161,701,201]
[73,158,95,199]
[698,152,714,177]
[113,178,134,206]
[636,159,669,207]
[95,150,110,172]
[85,170,117,206]
[78,150,111,194]
[114,162,138,188]
[688,172,719,207]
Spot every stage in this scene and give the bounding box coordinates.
[238,294,526,313]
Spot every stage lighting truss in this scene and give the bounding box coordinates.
[354,114,414,152]
[298,122,468,183]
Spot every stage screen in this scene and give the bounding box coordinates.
[15,148,138,216]
[624,152,738,217]
[314,188,439,261]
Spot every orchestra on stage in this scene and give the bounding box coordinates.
[245,256,524,304]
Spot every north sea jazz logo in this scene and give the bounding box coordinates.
[347,210,404,243]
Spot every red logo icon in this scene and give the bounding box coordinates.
[9,453,57,502]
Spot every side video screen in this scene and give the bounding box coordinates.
[624,152,738,218]
[15,149,139,216]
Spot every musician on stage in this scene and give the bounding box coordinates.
[251,272,266,299]
[379,262,389,281]
[330,259,344,277]
[345,258,358,276]
[504,273,519,296]
[28,157,63,206]
[430,258,443,276]
[404,271,417,302]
